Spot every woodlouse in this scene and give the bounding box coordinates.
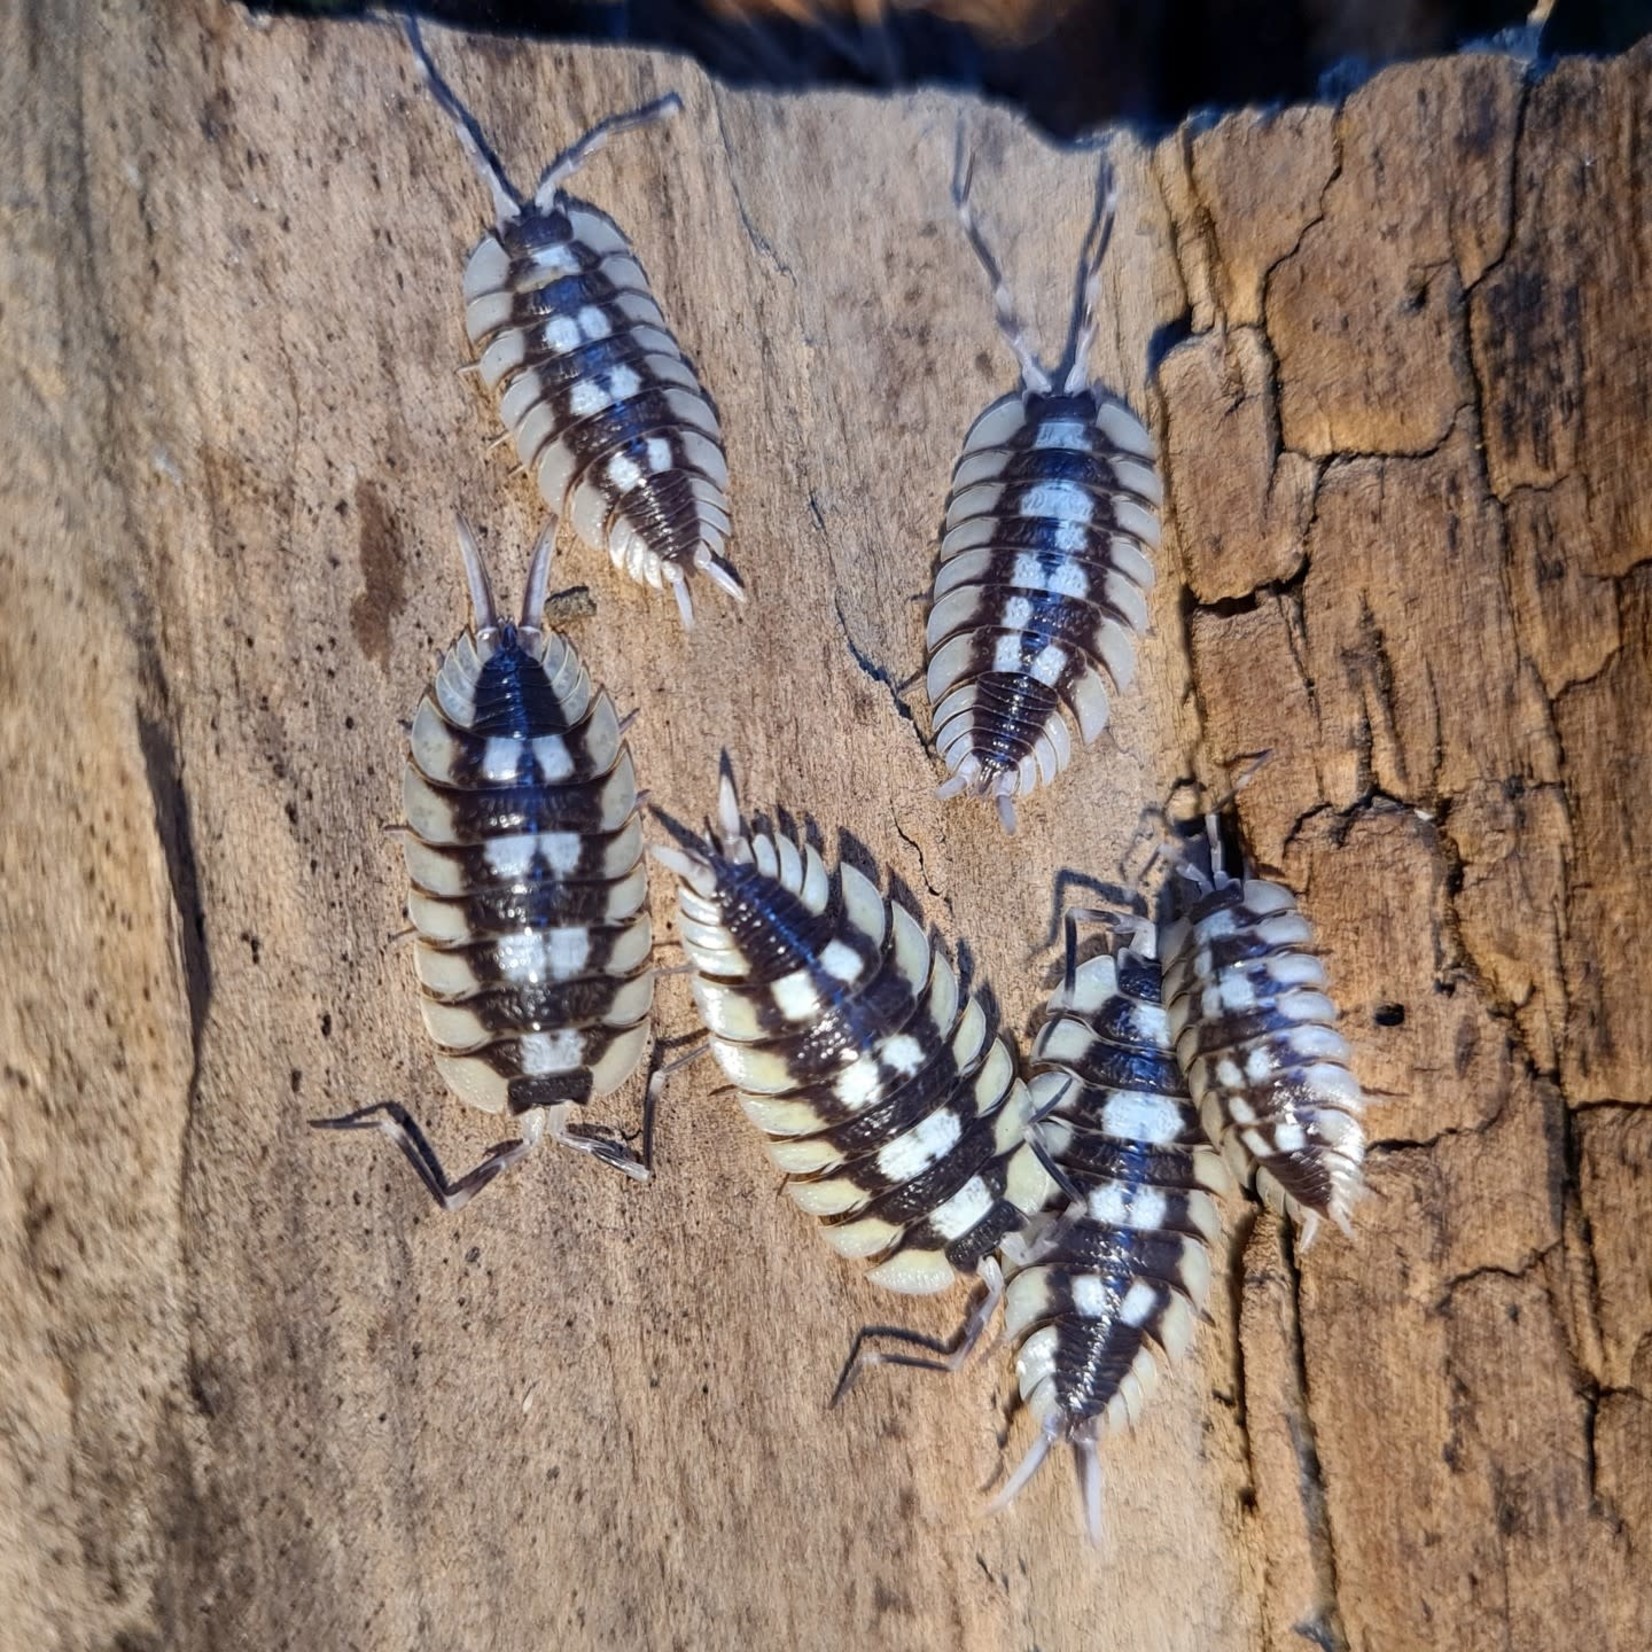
[651,770,1053,1294]
[315,518,654,1204]
[926,134,1162,831]
[996,908,1231,1537]
[409,20,742,628]
[1160,817,1368,1243]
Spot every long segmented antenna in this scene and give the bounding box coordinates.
[953,123,1121,397]
[453,513,500,632]
[952,121,1052,394]
[1059,151,1119,394]
[404,13,524,225]
[534,92,684,209]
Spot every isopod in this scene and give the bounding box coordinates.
[408,19,742,628]
[651,769,1053,1294]
[1159,816,1367,1243]
[314,517,655,1205]
[995,908,1231,1538]
[926,133,1162,832]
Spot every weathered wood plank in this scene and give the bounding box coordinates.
[1,4,1648,1648]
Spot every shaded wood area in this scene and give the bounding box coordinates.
[2,4,1649,1647]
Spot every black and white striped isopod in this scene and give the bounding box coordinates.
[314,518,654,1205]
[408,20,742,628]
[995,910,1231,1537]
[651,771,1054,1294]
[1160,819,1367,1244]
[926,136,1162,831]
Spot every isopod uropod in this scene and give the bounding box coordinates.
[996,909,1231,1538]
[408,19,743,628]
[651,770,1054,1294]
[1160,817,1368,1244]
[314,518,655,1204]
[925,133,1163,832]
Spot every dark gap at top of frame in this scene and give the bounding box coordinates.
[249,0,1647,140]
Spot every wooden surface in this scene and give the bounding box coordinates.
[2,5,1649,1647]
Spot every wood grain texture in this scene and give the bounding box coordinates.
[1,5,1647,1648]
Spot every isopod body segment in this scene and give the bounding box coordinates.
[926,135,1163,832]
[313,518,654,1205]
[651,771,1055,1294]
[1159,820,1368,1244]
[409,20,742,628]
[997,911,1231,1537]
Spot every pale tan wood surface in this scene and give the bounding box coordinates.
[2,5,1647,1647]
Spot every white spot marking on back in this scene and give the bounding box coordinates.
[1001,595,1032,631]
[568,379,610,417]
[547,926,592,979]
[1100,1089,1184,1145]
[577,305,611,340]
[480,737,524,782]
[608,454,643,492]
[1245,1045,1275,1082]
[537,832,583,876]
[880,1033,927,1077]
[820,940,864,983]
[544,315,581,352]
[1273,1120,1308,1154]
[1030,644,1067,686]
[1034,419,1089,450]
[992,633,1024,673]
[771,970,822,1021]
[608,365,642,399]
[497,931,548,983]
[645,436,673,473]
[1220,972,1257,1012]
[1021,480,1093,523]
[484,835,537,879]
[532,735,574,783]
[530,242,580,275]
[519,1028,584,1075]
[876,1107,963,1184]
[1120,1280,1161,1326]
[835,1053,882,1108]
[1070,1273,1112,1317]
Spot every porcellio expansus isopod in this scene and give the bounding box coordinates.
[315,518,654,1204]
[651,770,1054,1294]
[1160,818,1368,1243]
[995,908,1231,1537]
[926,134,1162,832]
[409,19,742,627]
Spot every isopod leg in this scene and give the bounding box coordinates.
[310,1101,529,1212]
[638,1039,714,1171]
[830,1258,1005,1406]
[538,1103,651,1184]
